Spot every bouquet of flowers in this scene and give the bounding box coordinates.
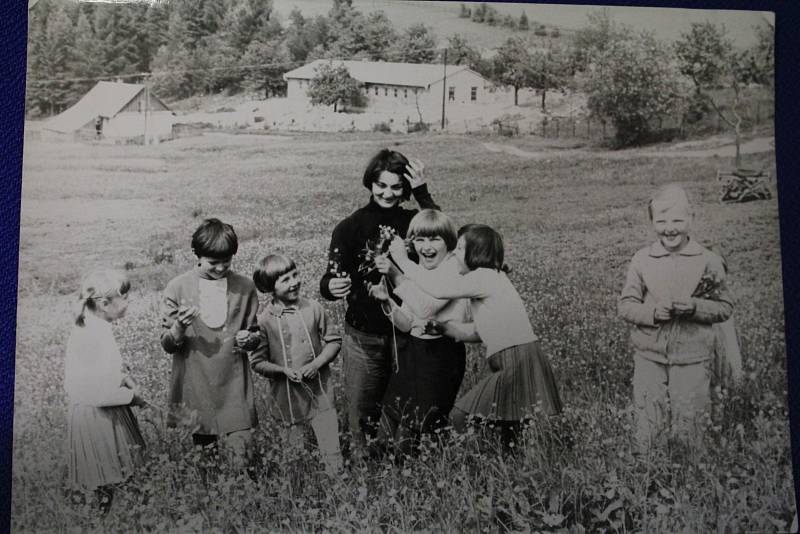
[692,271,722,300]
[327,247,349,278]
[358,225,398,277]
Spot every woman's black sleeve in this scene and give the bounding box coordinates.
[411,183,440,211]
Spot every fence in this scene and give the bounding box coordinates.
[471,97,775,141]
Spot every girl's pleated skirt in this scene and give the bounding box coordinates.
[455,340,562,421]
[67,404,145,491]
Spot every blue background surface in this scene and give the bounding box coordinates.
[1,1,796,532]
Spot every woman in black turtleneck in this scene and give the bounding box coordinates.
[319,149,439,457]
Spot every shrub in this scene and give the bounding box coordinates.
[372,122,392,133]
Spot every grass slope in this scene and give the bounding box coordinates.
[271,0,769,49]
[12,131,792,531]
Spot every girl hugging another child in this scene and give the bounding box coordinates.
[387,223,563,445]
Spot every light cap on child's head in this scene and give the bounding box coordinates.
[648,183,692,220]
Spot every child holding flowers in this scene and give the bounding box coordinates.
[369,210,469,454]
[618,184,733,453]
[65,269,145,514]
[250,254,343,474]
[160,218,261,464]
[387,224,562,445]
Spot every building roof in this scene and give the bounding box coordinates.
[43,81,170,133]
[283,59,478,88]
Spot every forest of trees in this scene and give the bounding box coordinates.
[26,0,461,116]
[26,0,774,148]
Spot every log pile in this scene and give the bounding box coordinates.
[717,168,771,203]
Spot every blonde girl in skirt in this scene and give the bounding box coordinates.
[388,224,562,444]
[65,269,145,513]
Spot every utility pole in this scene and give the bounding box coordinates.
[143,75,149,145]
[441,48,447,130]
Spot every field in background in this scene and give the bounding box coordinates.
[269,0,769,49]
[12,130,792,531]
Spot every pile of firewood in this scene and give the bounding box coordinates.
[717,168,772,203]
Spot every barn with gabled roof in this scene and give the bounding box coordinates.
[42,81,175,143]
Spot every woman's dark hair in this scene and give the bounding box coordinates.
[458,224,509,273]
[362,149,412,201]
[253,254,297,293]
[191,218,238,259]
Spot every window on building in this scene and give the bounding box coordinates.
[471,87,477,101]
[375,87,379,95]
[448,87,455,101]
[404,88,408,98]
[394,88,398,97]
[385,88,388,96]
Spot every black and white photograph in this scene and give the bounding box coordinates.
[12,0,792,531]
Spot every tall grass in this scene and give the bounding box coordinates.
[12,132,792,531]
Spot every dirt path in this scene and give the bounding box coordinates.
[481,136,775,160]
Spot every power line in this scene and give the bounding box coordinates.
[26,48,456,86]
[26,60,307,85]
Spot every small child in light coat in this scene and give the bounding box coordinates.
[618,184,733,452]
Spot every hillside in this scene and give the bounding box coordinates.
[270,0,771,49]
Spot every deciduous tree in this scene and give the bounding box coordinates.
[675,21,771,167]
[307,62,363,112]
[492,37,534,106]
[584,32,689,146]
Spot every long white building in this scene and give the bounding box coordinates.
[283,59,489,121]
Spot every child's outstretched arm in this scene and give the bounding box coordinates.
[389,238,487,300]
[440,320,481,343]
[368,281,413,332]
[618,254,658,326]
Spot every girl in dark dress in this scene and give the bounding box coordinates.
[369,210,468,455]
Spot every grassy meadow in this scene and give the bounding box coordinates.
[12,130,793,532]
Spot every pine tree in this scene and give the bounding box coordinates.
[69,10,104,100]
[519,11,529,31]
[241,37,290,98]
[93,4,143,78]
[362,12,397,60]
[390,24,437,63]
[36,4,76,115]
